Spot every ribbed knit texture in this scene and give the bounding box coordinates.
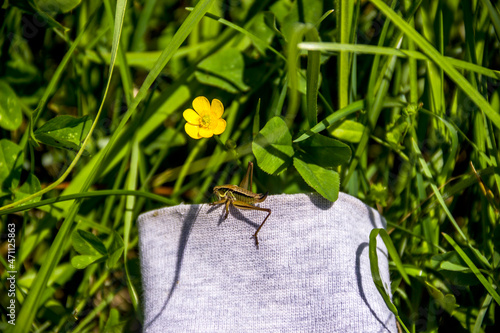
[138,192,396,332]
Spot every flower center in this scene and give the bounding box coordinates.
[201,115,211,127]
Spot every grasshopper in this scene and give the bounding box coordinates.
[211,162,271,247]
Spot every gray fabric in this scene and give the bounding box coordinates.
[138,192,396,332]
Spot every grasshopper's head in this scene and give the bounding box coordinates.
[212,186,228,200]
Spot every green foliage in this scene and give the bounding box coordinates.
[70,229,124,269]
[0,140,23,191]
[293,100,367,142]
[252,116,350,201]
[71,230,107,269]
[107,231,125,269]
[425,281,459,315]
[72,229,107,256]
[33,115,92,155]
[103,308,123,332]
[293,157,339,202]
[295,133,351,168]
[0,81,22,131]
[329,119,365,143]
[36,0,82,13]
[196,48,250,93]
[13,173,42,205]
[431,251,472,272]
[252,116,294,175]
[1,0,500,331]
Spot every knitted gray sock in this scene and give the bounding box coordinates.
[138,192,396,332]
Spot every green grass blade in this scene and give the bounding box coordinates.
[191,7,340,127]
[185,8,286,61]
[306,28,320,127]
[130,0,159,51]
[344,0,399,188]
[152,143,253,185]
[366,0,398,111]
[17,0,215,328]
[0,190,175,216]
[31,11,98,126]
[11,0,130,329]
[315,9,335,27]
[173,140,205,194]
[104,0,134,105]
[478,0,500,42]
[369,229,410,333]
[286,23,321,127]
[294,99,407,142]
[378,228,411,285]
[420,1,444,115]
[473,293,493,333]
[410,137,468,242]
[294,100,365,142]
[286,23,308,127]
[419,108,458,185]
[297,42,500,79]
[370,0,500,130]
[405,0,418,104]
[442,233,500,306]
[0,4,125,213]
[84,41,214,70]
[346,37,402,185]
[123,138,140,313]
[6,2,498,329]
[72,293,114,332]
[57,0,218,203]
[338,0,355,108]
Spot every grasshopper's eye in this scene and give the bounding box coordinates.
[213,188,223,198]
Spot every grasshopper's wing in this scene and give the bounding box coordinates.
[238,162,253,191]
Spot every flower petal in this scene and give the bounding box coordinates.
[192,96,210,115]
[183,109,200,124]
[199,127,214,138]
[185,123,202,139]
[211,99,224,118]
[213,118,226,135]
[206,112,219,130]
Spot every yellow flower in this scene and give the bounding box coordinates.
[183,96,227,139]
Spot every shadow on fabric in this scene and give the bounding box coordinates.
[356,242,392,332]
[306,193,334,210]
[143,204,201,330]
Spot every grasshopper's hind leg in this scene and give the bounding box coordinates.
[231,200,272,248]
[251,209,271,248]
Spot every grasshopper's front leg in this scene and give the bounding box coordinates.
[224,199,231,219]
[210,198,232,220]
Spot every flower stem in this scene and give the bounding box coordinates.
[213,135,227,150]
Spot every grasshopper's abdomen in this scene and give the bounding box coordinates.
[233,192,256,203]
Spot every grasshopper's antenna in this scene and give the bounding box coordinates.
[248,162,253,191]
